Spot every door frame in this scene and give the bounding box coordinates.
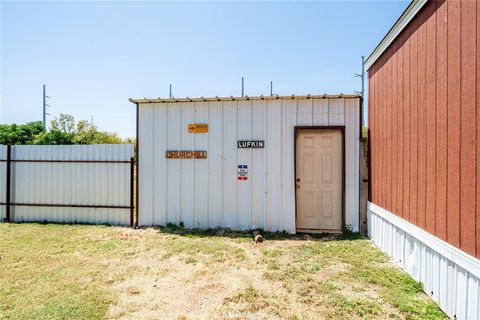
[294,126,346,233]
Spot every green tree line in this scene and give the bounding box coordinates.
[0,114,134,145]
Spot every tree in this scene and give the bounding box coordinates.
[51,114,75,133]
[34,114,76,145]
[2,114,133,145]
[0,121,44,145]
[34,114,130,145]
[72,120,123,144]
[34,130,75,145]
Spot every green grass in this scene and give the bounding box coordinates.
[362,125,368,140]
[0,223,446,320]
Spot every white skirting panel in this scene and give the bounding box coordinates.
[368,202,480,320]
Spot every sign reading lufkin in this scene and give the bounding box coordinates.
[237,140,265,148]
[188,124,208,133]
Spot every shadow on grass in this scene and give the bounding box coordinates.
[2,220,117,227]
[3,221,366,242]
[155,223,365,242]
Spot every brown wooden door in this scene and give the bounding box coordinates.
[296,129,343,231]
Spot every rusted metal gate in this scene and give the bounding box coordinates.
[0,144,135,226]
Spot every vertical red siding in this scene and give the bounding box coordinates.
[382,52,388,209]
[369,63,374,202]
[374,60,379,204]
[377,55,383,205]
[460,0,477,257]
[447,0,461,248]
[417,6,428,230]
[404,23,411,222]
[392,43,399,216]
[398,33,405,220]
[435,0,448,241]
[425,1,437,234]
[477,0,480,258]
[371,63,376,203]
[369,0,479,258]
[382,52,388,208]
[375,59,380,205]
[387,46,394,214]
[410,17,419,226]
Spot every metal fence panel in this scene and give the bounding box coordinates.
[1,144,134,225]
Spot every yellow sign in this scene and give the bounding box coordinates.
[188,124,208,133]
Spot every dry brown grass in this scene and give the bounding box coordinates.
[0,223,445,320]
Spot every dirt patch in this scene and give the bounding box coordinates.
[106,237,361,319]
[106,255,262,320]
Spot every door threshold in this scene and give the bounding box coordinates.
[296,228,343,234]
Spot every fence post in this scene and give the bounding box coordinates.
[130,156,134,228]
[5,145,11,222]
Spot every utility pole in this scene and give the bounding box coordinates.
[354,56,366,128]
[42,84,46,129]
[361,55,365,98]
[42,84,51,130]
[241,77,244,97]
[270,81,273,96]
[169,84,172,99]
[355,56,365,98]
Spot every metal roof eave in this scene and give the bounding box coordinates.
[129,94,361,104]
[364,0,427,71]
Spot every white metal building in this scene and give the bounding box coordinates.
[131,94,361,233]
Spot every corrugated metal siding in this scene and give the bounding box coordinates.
[0,144,134,225]
[138,97,360,232]
[368,0,480,258]
[368,202,480,320]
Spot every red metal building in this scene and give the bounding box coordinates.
[366,1,480,318]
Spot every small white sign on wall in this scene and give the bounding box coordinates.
[237,165,248,180]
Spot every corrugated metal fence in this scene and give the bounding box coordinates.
[0,144,135,226]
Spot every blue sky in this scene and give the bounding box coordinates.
[1,1,409,138]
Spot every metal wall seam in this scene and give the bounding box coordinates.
[192,101,207,228]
